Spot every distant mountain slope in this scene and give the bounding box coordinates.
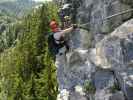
[0,0,39,18]
[0,0,15,3]
[0,0,40,52]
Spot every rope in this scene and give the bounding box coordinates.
[79,9,133,27]
[103,9,133,21]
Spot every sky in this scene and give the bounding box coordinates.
[33,0,52,2]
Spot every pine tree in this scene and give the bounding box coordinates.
[0,2,59,100]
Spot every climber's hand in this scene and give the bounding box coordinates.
[72,24,78,29]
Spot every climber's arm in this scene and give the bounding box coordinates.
[53,26,74,40]
[60,26,74,36]
[60,24,77,36]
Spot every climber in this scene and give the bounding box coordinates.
[48,19,77,58]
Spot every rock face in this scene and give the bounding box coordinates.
[96,19,133,100]
[56,19,133,100]
[56,0,133,44]
[77,0,133,33]
[96,19,133,70]
[55,0,133,100]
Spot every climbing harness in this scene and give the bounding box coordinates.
[48,33,68,57]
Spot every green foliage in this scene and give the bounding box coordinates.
[46,2,60,22]
[0,2,59,100]
[110,83,121,93]
[83,80,96,94]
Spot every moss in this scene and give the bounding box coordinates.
[83,80,96,94]
[110,83,121,93]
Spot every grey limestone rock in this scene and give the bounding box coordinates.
[55,0,133,99]
[115,68,133,100]
[110,91,125,100]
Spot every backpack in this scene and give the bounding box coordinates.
[48,33,66,57]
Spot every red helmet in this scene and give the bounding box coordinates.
[49,20,59,32]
